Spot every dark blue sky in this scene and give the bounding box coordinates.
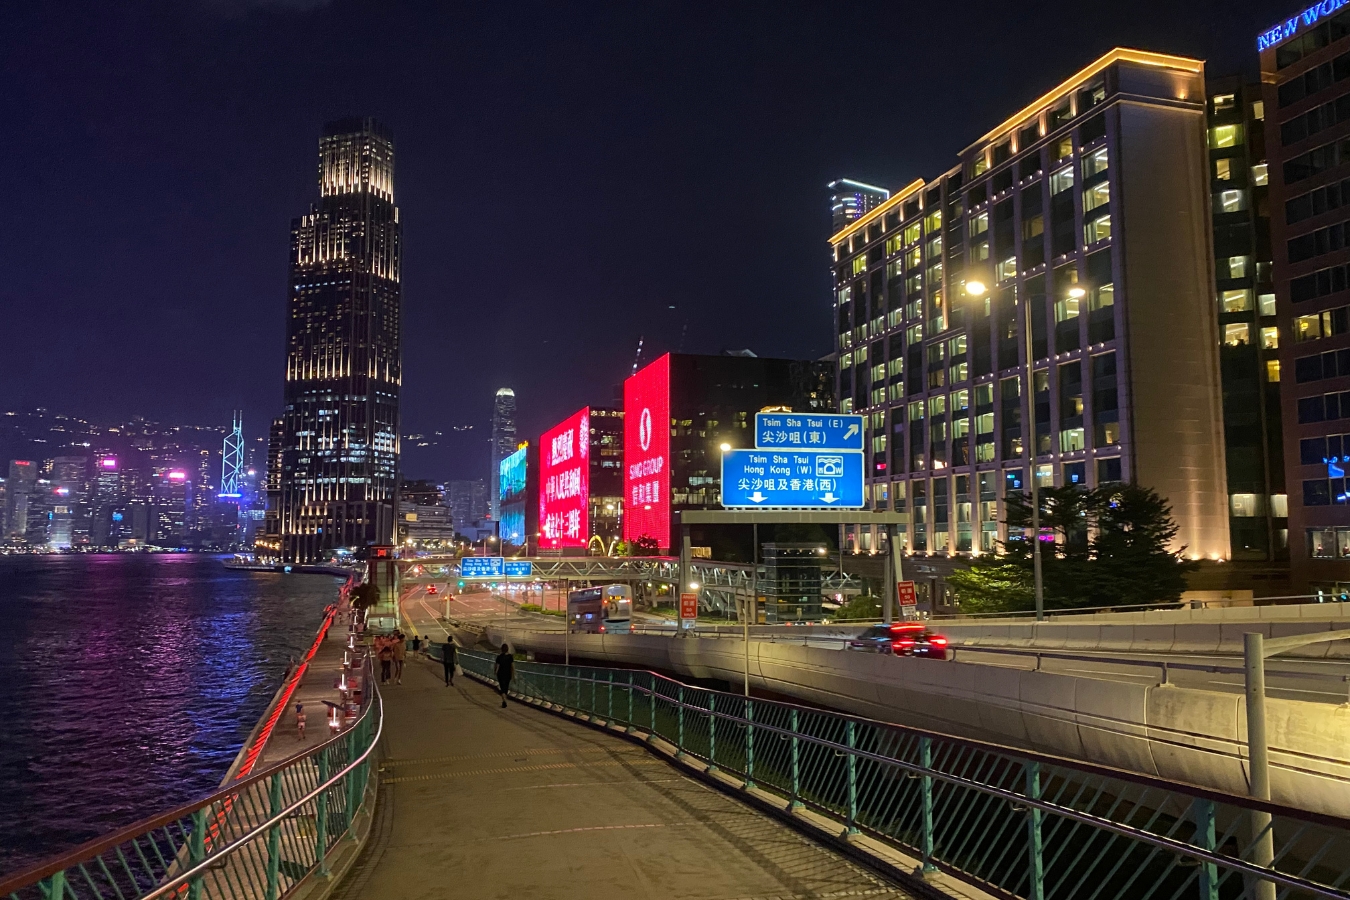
[0,0,1289,480]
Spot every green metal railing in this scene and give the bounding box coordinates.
[1,662,383,900]
[459,649,1350,900]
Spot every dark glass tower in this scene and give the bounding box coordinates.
[279,118,402,563]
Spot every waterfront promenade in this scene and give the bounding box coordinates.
[330,654,917,900]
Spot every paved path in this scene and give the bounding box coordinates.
[330,655,912,900]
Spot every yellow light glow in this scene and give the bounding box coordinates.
[1068,286,1088,299]
[719,443,731,452]
[965,280,988,297]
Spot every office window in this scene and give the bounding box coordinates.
[996,256,1018,282]
[886,235,903,256]
[1309,528,1336,557]
[1221,289,1253,312]
[1035,464,1053,487]
[1227,256,1250,279]
[1230,493,1264,516]
[1084,215,1112,245]
[1268,359,1282,382]
[1305,479,1334,506]
[1252,163,1269,186]
[969,212,989,237]
[904,222,921,245]
[1261,326,1279,349]
[1050,166,1074,195]
[852,256,867,275]
[1215,158,1233,181]
[1082,147,1108,178]
[1097,456,1122,482]
[1210,125,1242,149]
[1091,282,1115,311]
[908,400,925,421]
[925,209,943,233]
[1083,181,1110,212]
[1212,93,1236,112]
[1223,323,1251,346]
[907,323,923,345]
[1215,190,1247,213]
[1055,137,1073,160]
[1259,293,1277,316]
[887,259,903,280]
[1059,427,1086,452]
[1055,292,1080,322]
[906,246,922,270]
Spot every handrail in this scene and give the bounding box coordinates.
[1,646,382,900]
[455,649,1350,900]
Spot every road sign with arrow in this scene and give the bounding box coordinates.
[754,412,865,451]
[720,449,864,508]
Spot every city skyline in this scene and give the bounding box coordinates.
[0,2,1290,481]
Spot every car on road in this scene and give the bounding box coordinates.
[426,585,438,595]
[846,622,949,659]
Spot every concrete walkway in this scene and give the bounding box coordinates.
[330,655,913,900]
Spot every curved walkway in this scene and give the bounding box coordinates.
[331,654,913,900]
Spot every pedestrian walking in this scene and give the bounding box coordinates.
[296,703,306,741]
[378,640,393,684]
[494,644,514,708]
[411,634,422,658]
[442,639,457,686]
[393,632,407,684]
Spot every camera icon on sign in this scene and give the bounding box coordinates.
[815,455,844,478]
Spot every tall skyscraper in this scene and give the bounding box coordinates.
[489,387,516,520]
[278,118,402,563]
[4,461,36,541]
[1260,7,1350,591]
[828,179,890,234]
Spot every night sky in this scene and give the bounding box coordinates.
[0,0,1291,480]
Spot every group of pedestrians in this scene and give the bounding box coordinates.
[374,632,407,684]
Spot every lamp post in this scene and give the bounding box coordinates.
[965,279,1044,621]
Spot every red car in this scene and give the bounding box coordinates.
[426,585,438,595]
[846,622,950,659]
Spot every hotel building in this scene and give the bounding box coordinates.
[829,50,1230,561]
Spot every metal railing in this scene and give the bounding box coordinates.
[1,660,383,900]
[457,649,1350,900]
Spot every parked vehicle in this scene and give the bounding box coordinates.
[846,622,949,659]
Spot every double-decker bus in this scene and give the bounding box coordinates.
[566,584,633,634]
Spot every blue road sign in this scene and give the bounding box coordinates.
[721,449,865,508]
[504,560,534,577]
[754,412,864,451]
[460,556,504,578]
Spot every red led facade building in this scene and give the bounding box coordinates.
[540,408,592,549]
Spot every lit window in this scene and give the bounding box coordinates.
[1083,181,1110,212]
[1050,166,1075,194]
[1252,163,1269,186]
[1055,294,1080,321]
[906,246,922,269]
[969,212,989,237]
[1228,256,1250,279]
[1082,147,1109,177]
[928,235,943,259]
[887,259,903,280]
[1209,125,1241,149]
[1212,93,1236,112]
[885,235,903,256]
[972,153,989,176]
[904,222,921,244]
[971,240,990,262]
[1295,313,1323,341]
[1059,428,1086,452]
[1221,289,1253,312]
[1214,158,1232,181]
[852,256,867,275]
[1055,137,1073,160]
[996,256,1018,281]
[1084,214,1112,244]
[1216,190,1247,213]
[1091,283,1115,311]
[1223,322,1250,346]
[1230,493,1263,516]
[1267,359,1281,382]
[1259,293,1277,316]
[925,210,943,232]
[1271,493,1287,516]
[1261,326,1279,349]
[907,324,923,344]
[1252,100,1265,120]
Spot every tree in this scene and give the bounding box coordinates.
[945,483,1196,613]
[631,534,660,556]
[835,593,882,620]
[351,582,381,612]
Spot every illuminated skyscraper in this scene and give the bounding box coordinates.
[278,118,402,562]
[828,179,890,234]
[489,387,516,520]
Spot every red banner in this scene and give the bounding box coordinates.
[680,592,698,620]
[897,580,917,607]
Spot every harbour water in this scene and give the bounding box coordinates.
[0,554,340,876]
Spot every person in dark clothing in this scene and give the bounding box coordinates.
[494,645,514,708]
[442,640,457,686]
[411,634,422,657]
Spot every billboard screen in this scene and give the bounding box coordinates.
[623,353,671,548]
[540,407,590,549]
[498,445,527,505]
[500,503,526,546]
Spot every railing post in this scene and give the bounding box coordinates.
[708,693,718,772]
[627,671,635,732]
[42,870,65,900]
[920,736,937,874]
[1192,798,1219,900]
[649,673,657,741]
[789,708,802,810]
[591,669,597,716]
[745,699,757,790]
[844,720,859,836]
[607,670,614,724]
[266,772,283,900]
[188,808,206,900]
[1026,761,1045,900]
[346,725,362,839]
[677,684,686,757]
[315,751,330,876]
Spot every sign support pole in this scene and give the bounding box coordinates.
[746,523,756,696]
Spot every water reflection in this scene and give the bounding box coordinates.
[0,554,337,875]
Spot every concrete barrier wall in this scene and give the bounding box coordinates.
[488,627,1350,816]
[936,618,1350,658]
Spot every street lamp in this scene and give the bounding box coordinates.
[964,278,1044,621]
